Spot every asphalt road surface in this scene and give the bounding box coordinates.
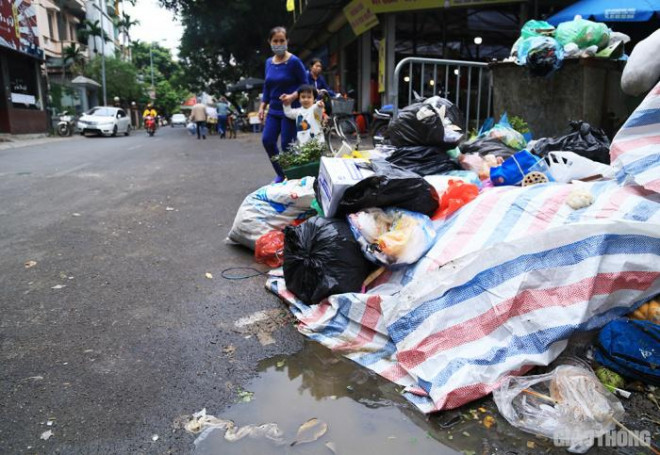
[0,127,304,453]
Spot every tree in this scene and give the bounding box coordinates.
[131,41,179,82]
[84,19,111,54]
[158,0,291,93]
[63,44,85,78]
[115,12,139,46]
[85,56,143,104]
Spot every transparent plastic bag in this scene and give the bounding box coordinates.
[347,208,436,267]
[493,365,624,453]
[555,18,610,50]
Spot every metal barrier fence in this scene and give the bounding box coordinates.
[392,57,493,132]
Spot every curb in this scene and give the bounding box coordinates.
[0,135,82,151]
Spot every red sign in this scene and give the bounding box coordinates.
[0,0,42,58]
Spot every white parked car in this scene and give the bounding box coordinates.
[78,106,131,137]
[170,113,187,127]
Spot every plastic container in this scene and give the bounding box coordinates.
[284,161,321,180]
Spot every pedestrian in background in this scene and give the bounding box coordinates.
[259,26,307,183]
[189,102,208,140]
[307,58,335,98]
[217,97,230,138]
[206,104,218,136]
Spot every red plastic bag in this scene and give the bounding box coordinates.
[433,180,479,220]
[255,231,285,268]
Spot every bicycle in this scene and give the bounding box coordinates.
[322,96,360,156]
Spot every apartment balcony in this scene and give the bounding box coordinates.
[62,0,86,15]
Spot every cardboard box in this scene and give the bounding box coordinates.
[317,157,373,217]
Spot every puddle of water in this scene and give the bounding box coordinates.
[191,339,564,455]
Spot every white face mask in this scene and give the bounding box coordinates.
[271,44,287,56]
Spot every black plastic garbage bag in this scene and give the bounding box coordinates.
[460,138,518,159]
[386,145,461,176]
[389,96,464,147]
[531,121,611,164]
[337,161,439,216]
[283,217,371,305]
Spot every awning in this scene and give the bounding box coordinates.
[548,0,660,25]
[226,77,265,92]
[71,75,102,88]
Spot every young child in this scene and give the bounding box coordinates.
[283,84,325,146]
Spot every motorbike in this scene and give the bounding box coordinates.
[144,115,157,137]
[56,111,76,137]
[370,104,393,146]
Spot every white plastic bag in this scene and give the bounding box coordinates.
[493,365,624,453]
[544,151,615,183]
[621,29,660,96]
[347,208,436,266]
[228,178,317,250]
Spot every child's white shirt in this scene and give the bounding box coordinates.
[283,103,325,144]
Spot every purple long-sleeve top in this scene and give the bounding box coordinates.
[261,55,307,117]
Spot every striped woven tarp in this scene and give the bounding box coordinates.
[611,82,660,193]
[266,86,660,413]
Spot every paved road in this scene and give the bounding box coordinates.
[0,127,303,453]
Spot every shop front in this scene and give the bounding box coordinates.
[0,0,47,134]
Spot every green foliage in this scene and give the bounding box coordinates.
[85,56,143,104]
[509,115,530,134]
[155,79,188,116]
[131,41,179,82]
[272,138,327,169]
[158,0,291,94]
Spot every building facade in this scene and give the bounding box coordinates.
[287,0,572,112]
[0,0,48,134]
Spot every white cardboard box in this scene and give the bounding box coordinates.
[317,157,374,217]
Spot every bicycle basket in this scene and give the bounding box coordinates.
[331,98,355,115]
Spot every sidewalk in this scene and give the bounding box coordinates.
[0,133,82,151]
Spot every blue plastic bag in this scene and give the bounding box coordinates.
[595,319,660,386]
[490,150,546,186]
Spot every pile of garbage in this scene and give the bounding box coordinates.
[227,84,660,450]
[510,18,630,76]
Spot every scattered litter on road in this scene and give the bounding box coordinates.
[493,365,624,453]
[205,272,213,279]
[51,284,66,290]
[151,434,159,441]
[46,420,54,427]
[166,207,175,211]
[40,430,53,440]
[72,213,81,217]
[291,418,328,446]
[236,389,254,403]
[24,260,37,269]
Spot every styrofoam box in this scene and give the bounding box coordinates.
[317,157,374,217]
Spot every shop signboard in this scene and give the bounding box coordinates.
[0,0,43,59]
[368,0,522,13]
[344,0,379,36]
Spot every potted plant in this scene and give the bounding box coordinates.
[272,138,328,180]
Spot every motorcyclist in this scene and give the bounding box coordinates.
[142,103,158,132]
[142,103,157,120]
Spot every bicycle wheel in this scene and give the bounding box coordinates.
[326,127,343,156]
[336,117,361,150]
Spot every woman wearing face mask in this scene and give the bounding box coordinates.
[307,58,335,98]
[259,26,308,183]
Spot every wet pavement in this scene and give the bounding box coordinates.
[1,127,657,454]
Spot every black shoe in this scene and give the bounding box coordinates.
[203,136,206,140]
